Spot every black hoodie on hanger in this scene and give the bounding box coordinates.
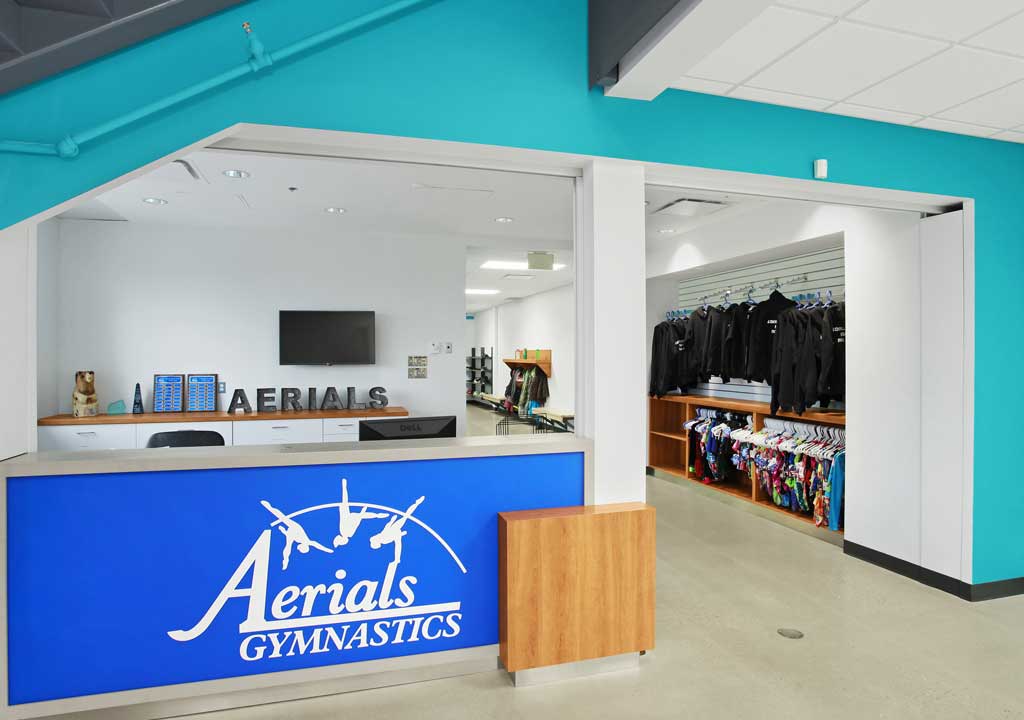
[746,290,797,383]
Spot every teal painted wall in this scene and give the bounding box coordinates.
[1,0,1022,583]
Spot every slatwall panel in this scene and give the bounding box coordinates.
[675,246,845,402]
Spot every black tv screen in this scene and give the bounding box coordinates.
[279,311,375,365]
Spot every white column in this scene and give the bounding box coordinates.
[577,160,647,504]
[0,222,34,460]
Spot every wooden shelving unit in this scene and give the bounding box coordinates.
[503,349,552,378]
[648,394,845,531]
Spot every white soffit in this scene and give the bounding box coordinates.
[617,0,1024,143]
[848,0,1023,42]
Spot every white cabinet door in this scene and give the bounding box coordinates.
[38,424,137,452]
[322,417,393,443]
[137,421,234,448]
[232,419,323,446]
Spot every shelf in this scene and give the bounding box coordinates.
[503,350,552,379]
[651,394,845,427]
[650,430,688,442]
[649,462,688,479]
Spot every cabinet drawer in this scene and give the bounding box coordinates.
[137,421,233,448]
[38,424,136,452]
[322,418,359,441]
[232,419,323,446]
[322,417,393,442]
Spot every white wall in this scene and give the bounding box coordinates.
[579,161,647,505]
[36,219,60,419]
[491,284,575,411]
[0,223,33,460]
[42,220,467,431]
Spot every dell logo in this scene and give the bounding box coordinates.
[401,424,422,432]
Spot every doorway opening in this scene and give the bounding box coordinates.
[644,183,971,582]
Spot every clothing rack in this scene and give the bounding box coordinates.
[664,272,811,319]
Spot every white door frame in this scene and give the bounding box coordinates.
[6,122,973,580]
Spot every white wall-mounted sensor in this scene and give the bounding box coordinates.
[814,158,828,180]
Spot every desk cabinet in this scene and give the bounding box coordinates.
[37,410,409,452]
[39,424,136,452]
[231,418,324,446]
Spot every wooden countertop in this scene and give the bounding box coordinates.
[38,407,410,426]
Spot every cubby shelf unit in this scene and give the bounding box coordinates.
[648,394,845,531]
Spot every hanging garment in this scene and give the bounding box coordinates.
[518,367,536,417]
[827,450,845,531]
[770,307,804,415]
[818,302,846,402]
[529,367,550,406]
[746,290,797,383]
[649,318,685,396]
[681,308,711,387]
[795,305,827,413]
[722,303,751,381]
[703,306,729,381]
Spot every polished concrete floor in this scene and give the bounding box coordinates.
[185,475,1024,720]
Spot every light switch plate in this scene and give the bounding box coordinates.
[430,342,442,354]
[218,382,226,393]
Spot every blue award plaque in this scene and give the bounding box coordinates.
[187,374,218,412]
[153,374,184,413]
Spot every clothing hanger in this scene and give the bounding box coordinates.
[722,289,732,309]
[746,286,757,305]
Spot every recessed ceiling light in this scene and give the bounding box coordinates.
[494,217,514,224]
[658,228,676,234]
[480,260,567,271]
[503,274,535,280]
[324,207,346,214]
[465,288,500,295]
[142,197,167,205]
[223,169,250,179]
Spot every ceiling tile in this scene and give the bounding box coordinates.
[914,117,1000,138]
[966,10,1024,57]
[686,6,831,84]
[827,103,922,124]
[938,79,1024,129]
[729,86,832,110]
[774,0,863,16]
[850,46,1024,116]
[669,76,732,94]
[746,21,946,100]
[849,0,1022,41]
[992,130,1024,143]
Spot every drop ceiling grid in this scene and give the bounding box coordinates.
[670,1,1024,141]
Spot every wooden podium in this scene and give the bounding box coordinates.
[498,503,656,672]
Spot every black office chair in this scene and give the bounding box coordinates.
[146,430,225,448]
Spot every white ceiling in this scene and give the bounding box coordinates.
[57,149,576,313]
[670,0,1024,141]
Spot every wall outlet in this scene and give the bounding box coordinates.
[444,342,453,354]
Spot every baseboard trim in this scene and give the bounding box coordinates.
[843,541,1024,602]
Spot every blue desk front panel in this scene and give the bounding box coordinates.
[6,452,584,705]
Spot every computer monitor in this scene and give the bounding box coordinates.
[359,416,457,441]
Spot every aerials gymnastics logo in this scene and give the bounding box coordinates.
[168,479,468,662]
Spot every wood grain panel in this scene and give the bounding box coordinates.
[38,407,409,426]
[499,502,655,672]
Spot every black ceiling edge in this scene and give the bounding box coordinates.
[0,0,250,97]
[588,0,689,89]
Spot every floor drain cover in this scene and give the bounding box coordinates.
[777,628,804,639]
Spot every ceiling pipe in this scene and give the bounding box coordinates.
[0,0,440,159]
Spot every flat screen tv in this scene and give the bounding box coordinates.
[279,311,375,365]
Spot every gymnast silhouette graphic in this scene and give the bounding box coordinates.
[369,495,425,565]
[333,477,388,547]
[260,500,333,570]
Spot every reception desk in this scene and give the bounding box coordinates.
[0,434,590,720]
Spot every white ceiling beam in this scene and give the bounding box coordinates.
[605,0,776,101]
